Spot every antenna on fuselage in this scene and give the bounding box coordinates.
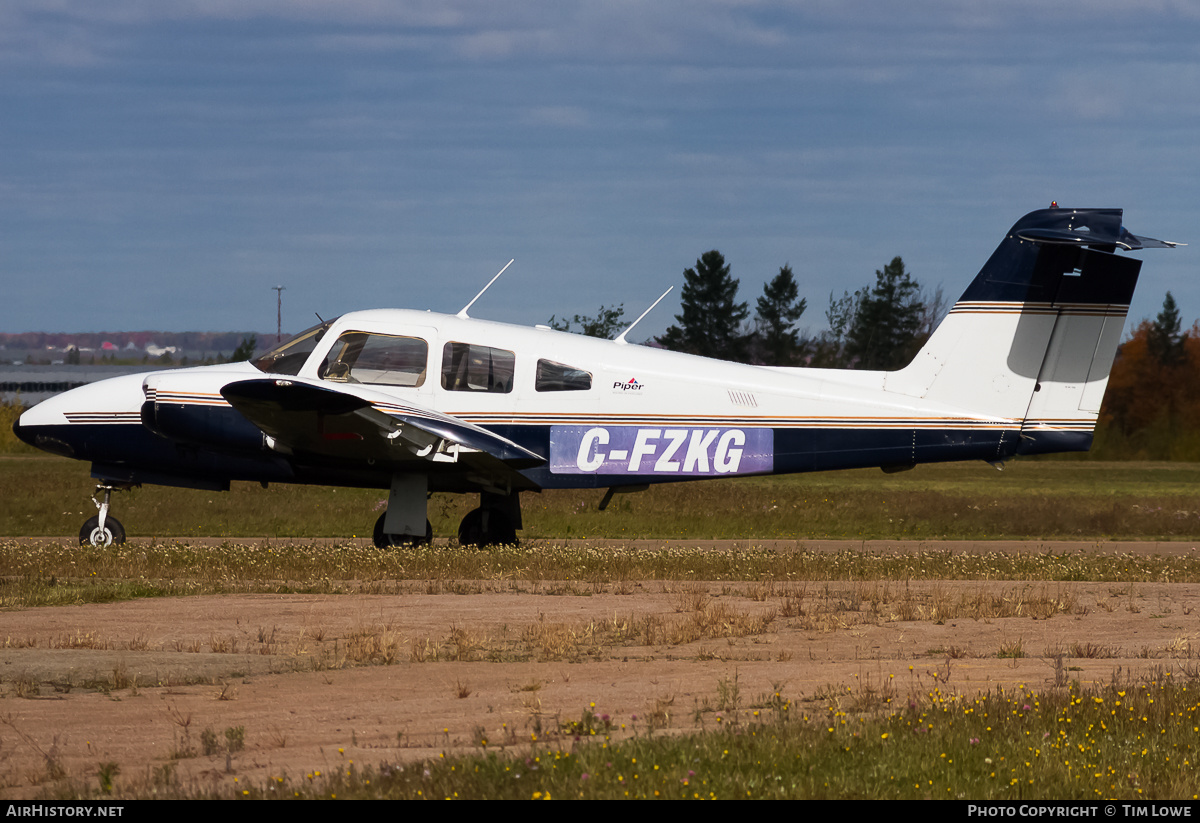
[614,287,672,346]
[458,259,514,319]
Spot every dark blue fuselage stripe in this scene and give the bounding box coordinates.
[28,407,1090,493]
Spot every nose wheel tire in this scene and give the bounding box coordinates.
[373,514,433,548]
[80,515,126,547]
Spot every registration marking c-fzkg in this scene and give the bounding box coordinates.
[549,425,773,476]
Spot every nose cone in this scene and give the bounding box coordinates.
[12,372,150,460]
[14,393,77,457]
[12,411,34,447]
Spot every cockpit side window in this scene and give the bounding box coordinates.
[535,359,592,392]
[320,332,428,387]
[251,319,336,376]
[441,342,515,393]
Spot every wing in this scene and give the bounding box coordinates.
[220,378,544,480]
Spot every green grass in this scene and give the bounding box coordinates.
[38,675,1200,799]
[0,402,36,455]
[288,675,1200,799]
[5,454,1200,541]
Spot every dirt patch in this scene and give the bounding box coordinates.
[1,542,1198,798]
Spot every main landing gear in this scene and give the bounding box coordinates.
[372,474,434,549]
[456,490,521,548]
[79,484,129,547]
[372,474,521,549]
[457,506,517,548]
[373,513,433,548]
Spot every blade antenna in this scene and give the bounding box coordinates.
[614,287,672,345]
[458,259,514,319]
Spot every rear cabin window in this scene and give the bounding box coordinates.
[320,332,428,387]
[441,342,515,393]
[535,359,592,392]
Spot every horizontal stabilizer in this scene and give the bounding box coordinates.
[1009,209,1181,251]
[1017,227,1182,250]
[1124,233,1183,250]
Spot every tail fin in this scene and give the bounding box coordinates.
[885,207,1178,454]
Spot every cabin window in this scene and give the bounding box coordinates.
[320,332,428,387]
[252,318,337,376]
[535,359,592,392]
[441,342,515,393]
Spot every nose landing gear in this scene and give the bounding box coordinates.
[79,484,130,547]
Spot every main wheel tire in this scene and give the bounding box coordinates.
[372,513,433,548]
[457,507,518,548]
[79,515,126,547]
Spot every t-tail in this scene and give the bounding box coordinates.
[883,206,1180,455]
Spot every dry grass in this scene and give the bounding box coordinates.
[5,574,1190,695]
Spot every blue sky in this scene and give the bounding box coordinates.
[2,1,1196,341]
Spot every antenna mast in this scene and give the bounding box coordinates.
[615,287,673,345]
[272,285,286,343]
[458,260,514,319]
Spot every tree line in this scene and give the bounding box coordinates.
[551,249,944,370]
[551,252,1196,460]
[1093,292,1200,460]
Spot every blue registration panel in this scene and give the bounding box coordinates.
[549,425,773,476]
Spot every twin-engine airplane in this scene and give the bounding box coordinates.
[14,207,1179,548]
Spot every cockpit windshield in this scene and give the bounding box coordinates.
[251,318,338,375]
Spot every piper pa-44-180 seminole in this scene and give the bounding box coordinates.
[14,206,1180,548]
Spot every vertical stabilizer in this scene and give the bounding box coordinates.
[884,208,1171,453]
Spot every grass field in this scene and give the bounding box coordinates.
[33,678,1200,800]
[4,452,1200,801]
[5,454,1200,541]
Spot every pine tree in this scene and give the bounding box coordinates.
[1147,292,1187,366]
[844,257,923,370]
[230,335,257,362]
[753,265,807,365]
[656,250,749,361]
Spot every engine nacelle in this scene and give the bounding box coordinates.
[141,371,267,453]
